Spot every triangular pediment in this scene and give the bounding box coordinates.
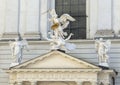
[12,51,100,69]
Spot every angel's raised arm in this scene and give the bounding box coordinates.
[59,14,75,23]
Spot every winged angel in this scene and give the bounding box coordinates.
[44,9,76,50]
[95,38,111,66]
[9,39,29,64]
[49,9,75,38]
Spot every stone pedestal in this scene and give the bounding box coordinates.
[99,63,109,68]
[10,63,19,67]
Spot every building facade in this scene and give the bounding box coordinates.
[0,0,120,85]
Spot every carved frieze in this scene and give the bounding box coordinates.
[15,71,97,82]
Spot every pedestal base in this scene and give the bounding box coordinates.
[99,63,109,68]
[10,63,19,67]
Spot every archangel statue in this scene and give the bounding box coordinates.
[9,38,29,66]
[95,38,111,67]
[44,9,76,51]
[49,9,75,39]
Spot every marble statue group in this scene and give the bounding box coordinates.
[45,9,76,51]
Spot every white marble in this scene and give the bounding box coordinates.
[10,63,19,67]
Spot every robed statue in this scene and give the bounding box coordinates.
[95,38,111,67]
[9,38,29,66]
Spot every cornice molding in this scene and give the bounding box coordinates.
[1,39,120,45]
[7,68,101,73]
[11,51,100,69]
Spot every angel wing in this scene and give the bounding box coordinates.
[21,39,29,51]
[59,14,75,23]
[59,14,75,29]
[9,41,15,56]
[105,40,111,51]
[61,21,69,29]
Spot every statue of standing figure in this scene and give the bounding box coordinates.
[95,38,111,67]
[9,38,29,66]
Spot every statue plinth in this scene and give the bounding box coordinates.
[10,63,19,67]
[99,63,109,68]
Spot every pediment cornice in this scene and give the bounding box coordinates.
[10,51,101,70]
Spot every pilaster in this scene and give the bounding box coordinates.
[40,0,48,38]
[98,0,112,30]
[89,0,98,38]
